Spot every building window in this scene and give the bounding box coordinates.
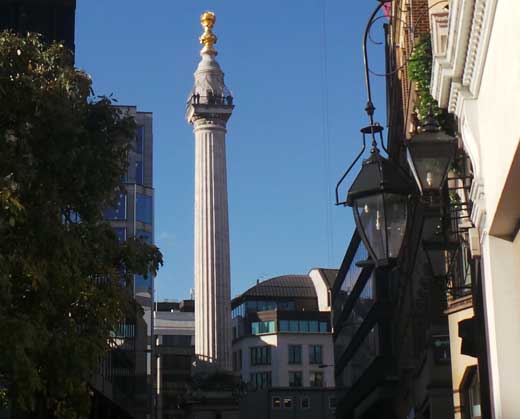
[279,320,329,333]
[103,192,126,220]
[283,398,293,408]
[162,335,191,346]
[309,345,323,364]
[329,397,337,410]
[257,300,276,311]
[432,334,451,363]
[272,397,281,409]
[288,345,302,364]
[161,354,191,370]
[461,366,481,419]
[300,397,310,410]
[250,371,271,389]
[288,371,302,387]
[251,320,275,335]
[136,193,153,224]
[250,346,271,366]
[136,126,144,154]
[135,160,143,185]
[278,301,295,311]
[309,371,324,387]
[136,230,152,244]
[114,227,126,242]
[232,350,243,372]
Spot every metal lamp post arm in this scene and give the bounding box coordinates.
[335,0,392,205]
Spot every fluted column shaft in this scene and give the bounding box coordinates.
[193,117,232,371]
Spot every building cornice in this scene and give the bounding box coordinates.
[431,0,498,114]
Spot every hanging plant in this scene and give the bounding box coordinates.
[408,35,452,133]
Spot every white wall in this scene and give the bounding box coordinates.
[431,1,520,416]
[309,269,331,311]
[233,333,335,388]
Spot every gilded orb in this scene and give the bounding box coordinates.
[200,11,216,29]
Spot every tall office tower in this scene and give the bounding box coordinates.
[101,107,155,418]
[0,0,76,54]
[186,12,234,371]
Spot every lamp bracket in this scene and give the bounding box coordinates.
[360,124,384,134]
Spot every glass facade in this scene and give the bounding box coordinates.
[103,192,126,220]
[232,299,295,318]
[114,227,126,242]
[337,325,380,388]
[136,193,152,224]
[136,126,144,154]
[333,239,368,319]
[136,230,152,243]
[135,161,143,185]
[251,320,275,335]
[279,320,328,333]
[334,271,376,361]
[102,110,154,415]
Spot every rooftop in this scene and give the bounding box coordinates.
[238,275,317,300]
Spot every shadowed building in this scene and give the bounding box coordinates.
[0,0,76,54]
[154,301,195,419]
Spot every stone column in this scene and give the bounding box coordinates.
[193,117,232,370]
[186,11,234,371]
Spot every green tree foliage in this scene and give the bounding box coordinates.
[0,32,162,418]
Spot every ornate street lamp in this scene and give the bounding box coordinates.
[406,114,457,194]
[347,146,416,266]
[421,216,458,279]
[336,0,417,268]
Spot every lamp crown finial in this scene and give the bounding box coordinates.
[199,11,218,54]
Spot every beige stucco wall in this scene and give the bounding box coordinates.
[481,231,520,418]
[448,306,477,419]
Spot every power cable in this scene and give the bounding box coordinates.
[319,0,334,267]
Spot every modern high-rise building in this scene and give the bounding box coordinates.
[99,106,156,418]
[0,0,76,53]
[186,11,234,371]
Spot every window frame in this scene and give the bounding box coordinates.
[288,344,302,365]
[250,346,271,366]
[309,344,323,365]
[288,371,303,388]
[309,370,324,387]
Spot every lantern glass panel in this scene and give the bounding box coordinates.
[385,193,408,259]
[424,246,448,278]
[354,193,408,263]
[406,143,453,192]
[355,194,387,261]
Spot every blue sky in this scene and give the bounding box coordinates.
[76,1,388,300]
